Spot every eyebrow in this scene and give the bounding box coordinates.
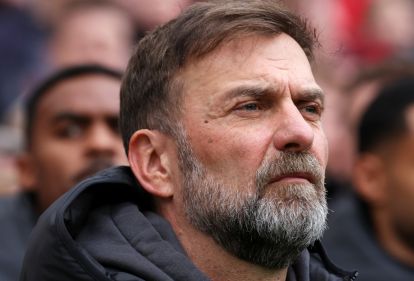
[297,88,325,106]
[51,112,119,125]
[223,84,325,105]
[223,84,274,100]
[51,112,91,125]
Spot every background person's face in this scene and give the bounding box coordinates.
[380,105,414,252]
[20,75,127,212]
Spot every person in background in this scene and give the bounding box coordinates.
[20,1,356,280]
[116,0,197,33]
[322,77,414,280]
[0,0,136,196]
[0,64,127,281]
[47,0,136,70]
[324,60,414,205]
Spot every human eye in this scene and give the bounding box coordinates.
[299,103,323,121]
[55,122,84,139]
[107,117,120,135]
[235,101,261,111]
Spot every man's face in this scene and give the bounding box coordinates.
[174,34,328,268]
[381,105,414,252]
[20,74,127,212]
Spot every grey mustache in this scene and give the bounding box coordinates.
[256,152,323,188]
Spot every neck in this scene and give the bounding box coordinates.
[159,203,288,281]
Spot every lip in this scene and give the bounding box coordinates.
[269,172,315,185]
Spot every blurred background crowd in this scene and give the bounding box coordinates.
[1,0,414,280]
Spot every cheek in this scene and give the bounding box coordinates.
[382,149,414,213]
[312,130,329,169]
[391,163,414,200]
[188,125,273,177]
[33,142,81,175]
[387,170,414,223]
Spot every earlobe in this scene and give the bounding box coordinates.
[352,153,387,207]
[128,130,175,198]
[16,153,38,192]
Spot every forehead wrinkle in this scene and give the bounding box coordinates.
[267,58,290,72]
[267,57,287,62]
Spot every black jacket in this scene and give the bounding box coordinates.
[20,166,357,281]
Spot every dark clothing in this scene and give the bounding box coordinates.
[322,193,414,281]
[325,175,353,208]
[20,166,357,281]
[0,193,37,281]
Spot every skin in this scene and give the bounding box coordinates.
[18,74,128,212]
[129,33,328,281]
[116,0,194,31]
[50,6,133,69]
[178,34,327,193]
[357,105,414,267]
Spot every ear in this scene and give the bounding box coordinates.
[16,153,38,192]
[128,129,176,198]
[352,153,387,207]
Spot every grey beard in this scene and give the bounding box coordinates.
[175,126,328,269]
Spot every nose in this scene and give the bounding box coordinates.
[85,122,120,158]
[273,102,314,152]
